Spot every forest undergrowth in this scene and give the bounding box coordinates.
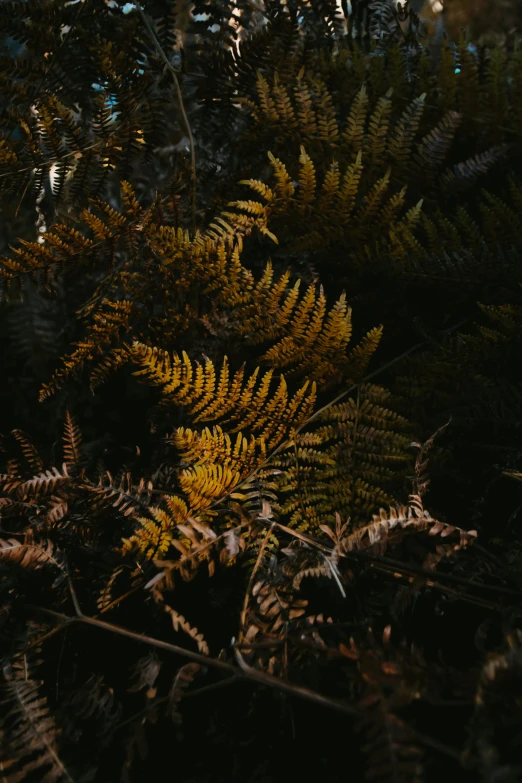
[1,1,522,781]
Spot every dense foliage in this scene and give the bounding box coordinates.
[1,1,522,781]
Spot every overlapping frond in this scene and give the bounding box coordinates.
[226,145,424,263]
[273,384,412,530]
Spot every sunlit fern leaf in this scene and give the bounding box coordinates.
[130,343,316,439]
[227,146,425,265]
[294,70,319,140]
[297,145,317,211]
[40,301,136,400]
[314,78,340,144]
[90,347,130,391]
[122,505,182,560]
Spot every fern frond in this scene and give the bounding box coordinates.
[63,410,83,469]
[168,663,201,724]
[97,567,125,613]
[152,586,210,654]
[0,537,63,570]
[3,464,70,501]
[366,87,393,164]
[411,110,462,183]
[122,506,176,559]
[0,674,73,782]
[341,83,369,156]
[274,384,411,530]
[130,343,316,437]
[11,429,44,473]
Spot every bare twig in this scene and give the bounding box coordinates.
[25,604,363,719]
[66,561,83,617]
[234,648,359,716]
[21,604,464,760]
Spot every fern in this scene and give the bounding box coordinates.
[273,384,412,530]
[0,661,73,783]
[1,4,522,781]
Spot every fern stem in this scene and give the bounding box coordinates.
[240,524,274,634]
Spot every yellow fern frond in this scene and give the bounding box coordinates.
[297,146,317,211]
[256,71,279,123]
[122,506,174,559]
[341,83,369,155]
[294,74,318,138]
[366,87,393,164]
[179,463,243,513]
[267,152,295,200]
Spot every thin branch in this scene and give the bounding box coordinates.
[234,648,360,717]
[0,138,110,181]
[13,623,70,659]
[350,550,522,597]
[26,604,236,672]
[1,56,181,182]
[22,604,464,760]
[136,4,197,231]
[66,560,83,617]
[24,604,361,718]
[260,519,521,605]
